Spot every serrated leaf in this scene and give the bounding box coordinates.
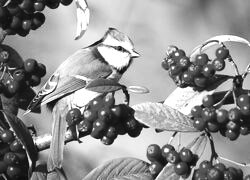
[85,78,123,93]
[127,86,150,94]
[2,111,37,178]
[82,157,152,180]
[74,0,89,40]
[190,35,250,59]
[155,164,180,180]
[164,75,231,115]
[132,102,198,132]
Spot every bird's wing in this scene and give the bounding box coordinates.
[26,48,112,112]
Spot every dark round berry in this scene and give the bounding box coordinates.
[24,59,38,73]
[35,63,46,77]
[194,53,209,66]
[83,109,98,123]
[181,71,194,83]
[101,136,114,145]
[178,56,190,69]
[226,121,240,132]
[237,94,250,107]
[10,139,23,152]
[225,129,239,141]
[240,104,250,116]
[0,143,10,156]
[114,123,126,135]
[7,80,20,95]
[174,162,189,176]
[161,144,175,158]
[60,0,73,6]
[212,58,225,71]
[103,94,115,108]
[193,118,206,131]
[179,148,193,163]
[105,126,118,140]
[201,107,216,122]
[149,161,164,178]
[169,65,182,76]
[46,0,60,9]
[240,126,249,135]
[202,64,215,77]
[161,60,170,70]
[191,106,202,118]
[172,49,186,60]
[207,121,220,132]
[0,50,9,63]
[202,95,214,108]
[124,117,139,131]
[77,120,92,133]
[199,160,212,174]
[0,130,14,143]
[127,125,142,138]
[236,168,243,179]
[4,152,20,165]
[29,75,41,87]
[90,119,108,139]
[216,109,229,124]
[207,167,224,180]
[13,69,26,82]
[192,169,207,180]
[188,64,202,77]
[32,12,45,29]
[89,96,104,111]
[214,163,226,172]
[6,165,22,179]
[166,150,180,164]
[22,19,32,31]
[19,0,33,11]
[216,47,229,59]
[228,108,241,122]
[10,16,22,29]
[7,2,21,15]
[34,1,46,11]
[194,76,207,88]
[14,151,27,162]
[98,107,112,124]
[146,144,163,162]
[66,108,82,124]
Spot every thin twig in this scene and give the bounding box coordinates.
[218,156,250,167]
[206,131,218,163]
[168,131,178,145]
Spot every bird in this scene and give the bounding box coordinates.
[26,27,140,179]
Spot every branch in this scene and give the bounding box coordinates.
[33,130,89,151]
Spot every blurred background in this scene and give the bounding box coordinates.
[4,0,250,179]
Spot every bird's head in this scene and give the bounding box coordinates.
[97,27,140,73]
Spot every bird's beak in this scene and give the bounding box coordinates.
[131,50,140,58]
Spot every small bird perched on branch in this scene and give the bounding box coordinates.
[26,27,139,179]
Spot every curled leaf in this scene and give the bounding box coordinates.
[85,78,123,93]
[190,35,250,59]
[132,102,198,132]
[2,111,37,178]
[82,157,152,180]
[74,0,90,40]
[155,164,180,180]
[127,86,150,94]
[164,75,231,115]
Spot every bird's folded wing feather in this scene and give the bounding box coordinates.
[26,47,112,112]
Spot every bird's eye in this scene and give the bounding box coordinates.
[116,46,125,52]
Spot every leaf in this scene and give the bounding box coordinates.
[82,157,153,180]
[164,75,231,115]
[190,35,250,59]
[85,78,123,93]
[132,102,198,132]
[30,164,47,180]
[2,111,38,178]
[74,0,90,40]
[127,86,150,94]
[155,164,180,180]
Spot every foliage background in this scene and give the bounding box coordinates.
[3,0,250,179]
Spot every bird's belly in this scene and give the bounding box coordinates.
[70,88,101,111]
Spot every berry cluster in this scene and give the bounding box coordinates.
[0,129,29,179]
[162,46,229,90]
[0,0,73,37]
[0,49,46,98]
[191,93,250,141]
[66,94,144,145]
[193,160,250,180]
[147,144,198,178]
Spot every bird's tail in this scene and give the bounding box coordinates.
[47,99,68,180]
